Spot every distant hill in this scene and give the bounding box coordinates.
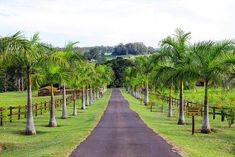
[74,42,157,63]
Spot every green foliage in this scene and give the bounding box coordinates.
[112,42,155,55]
[105,57,135,87]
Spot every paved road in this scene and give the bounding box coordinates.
[70,89,181,157]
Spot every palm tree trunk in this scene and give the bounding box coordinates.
[93,89,96,101]
[97,88,100,98]
[89,86,93,105]
[49,84,57,127]
[144,76,149,106]
[61,82,67,119]
[177,81,185,125]
[21,72,24,91]
[73,89,77,115]
[168,86,173,117]
[81,86,86,109]
[86,86,89,106]
[25,71,36,135]
[134,86,137,98]
[18,78,21,92]
[201,80,211,133]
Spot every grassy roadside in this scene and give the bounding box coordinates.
[0,89,111,157]
[0,91,65,107]
[121,89,235,157]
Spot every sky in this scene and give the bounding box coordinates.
[0,0,235,47]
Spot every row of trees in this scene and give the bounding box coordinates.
[79,43,156,61]
[0,32,113,135]
[124,28,235,133]
[112,42,155,56]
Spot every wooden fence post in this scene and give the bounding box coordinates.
[40,102,43,115]
[213,107,215,119]
[35,104,38,117]
[18,106,21,120]
[0,109,3,126]
[9,106,13,123]
[200,104,203,117]
[44,101,47,111]
[221,108,225,122]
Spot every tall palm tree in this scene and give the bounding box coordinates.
[160,28,191,125]
[192,40,234,133]
[53,42,81,118]
[6,32,64,134]
[42,63,65,127]
[72,62,89,110]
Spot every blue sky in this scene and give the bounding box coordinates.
[0,0,234,47]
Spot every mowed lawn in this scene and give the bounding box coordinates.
[0,91,64,108]
[0,89,111,157]
[122,90,235,157]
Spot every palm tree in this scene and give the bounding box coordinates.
[192,40,234,133]
[3,32,41,135]
[71,62,89,110]
[135,56,154,105]
[160,28,191,125]
[5,32,65,134]
[42,64,65,127]
[53,42,81,118]
[124,66,143,99]
[95,65,113,95]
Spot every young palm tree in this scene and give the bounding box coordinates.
[42,64,65,127]
[53,42,81,119]
[135,56,154,105]
[192,40,234,133]
[71,62,89,110]
[153,64,175,117]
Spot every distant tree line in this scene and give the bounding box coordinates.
[76,42,156,63]
[112,42,155,55]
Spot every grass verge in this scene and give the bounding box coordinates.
[0,89,111,157]
[121,89,235,157]
[0,91,65,107]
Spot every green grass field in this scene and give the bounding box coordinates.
[158,87,235,108]
[122,89,235,157]
[0,89,111,157]
[0,91,64,108]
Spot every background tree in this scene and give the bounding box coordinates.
[105,57,134,87]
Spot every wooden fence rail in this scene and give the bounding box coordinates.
[0,92,80,126]
[151,93,234,121]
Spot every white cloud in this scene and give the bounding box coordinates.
[0,0,234,47]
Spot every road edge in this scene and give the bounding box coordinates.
[120,89,187,157]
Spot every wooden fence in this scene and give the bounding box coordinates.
[155,94,234,121]
[0,92,80,126]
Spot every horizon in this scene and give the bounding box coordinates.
[0,0,235,47]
